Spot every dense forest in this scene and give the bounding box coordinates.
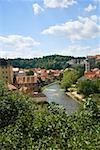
[0,81,100,149]
[8,55,85,69]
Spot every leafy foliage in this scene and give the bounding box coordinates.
[61,68,79,90]
[91,94,100,106]
[0,82,100,149]
[8,55,85,69]
[26,70,34,76]
[95,78,100,92]
[77,79,99,97]
[72,64,85,77]
[91,61,100,69]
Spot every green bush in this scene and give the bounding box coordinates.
[77,79,98,97]
[0,83,100,149]
[0,97,18,128]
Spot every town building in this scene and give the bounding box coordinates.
[85,59,90,72]
[84,68,100,79]
[87,54,100,69]
[15,75,39,92]
[67,57,85,66]
[0,59,13,83]
[13,67,63,93]
[13,68,19,76]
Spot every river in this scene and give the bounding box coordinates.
[43,83,80,114]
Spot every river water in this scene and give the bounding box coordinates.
[43,83,80,114]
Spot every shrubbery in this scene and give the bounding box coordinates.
[77,79,100,97]
[0,82,100,149]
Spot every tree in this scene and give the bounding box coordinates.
[91,62,100,69]
[0,80,8,96]
[8,55,85,69]
[26,70,34,76]
[72,64,85,77]
[61,69,79,90]
[59,72,63,81]
[95,78,100,93]
[77,79,98,97]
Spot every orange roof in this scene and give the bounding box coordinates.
[96,55,100,60]
[87,56,96,59]
[87,54,100,60]
[84,69,100,79]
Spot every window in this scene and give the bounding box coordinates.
[23,77,25,82]
[32,77,34,82]
[27,77,30,82]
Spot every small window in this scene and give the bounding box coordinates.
[32,77,34,82]
[27,77,30,82]
[23,77,25,82]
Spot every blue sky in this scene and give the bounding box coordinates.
[0,0,100,58]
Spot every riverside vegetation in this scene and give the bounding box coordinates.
[60,68,100,105]
[0,81,100,150]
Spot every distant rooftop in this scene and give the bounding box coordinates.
[87,55,100,60]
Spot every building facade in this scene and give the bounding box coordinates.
[15,75,39,91]
[85,59,90,72]
[0,59,13,83]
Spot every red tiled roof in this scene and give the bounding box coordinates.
[96,55,100,60]
[84,69,100,79]
[87,55,100,60]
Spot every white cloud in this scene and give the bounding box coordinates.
[0,49,44,59]
[85,4,96,12]
[0,35,41,58]
[44,0,77,8]
[93,0,100,3]
[59,45,100,56]
[32,3,44,15]
[42,15,100,41]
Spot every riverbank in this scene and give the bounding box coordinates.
[42,83,80,114]
[59,81,85,104]
[32,96,48,104]
[66,91,85,104]
[22,91,47,104]
[42,81,83,104]
[41,80,59,91]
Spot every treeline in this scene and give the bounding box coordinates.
[8,55,85,69]
[0,81,100,149]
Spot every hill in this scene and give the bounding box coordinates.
[8,55,85,69]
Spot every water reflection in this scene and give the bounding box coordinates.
[43,83,80,115]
